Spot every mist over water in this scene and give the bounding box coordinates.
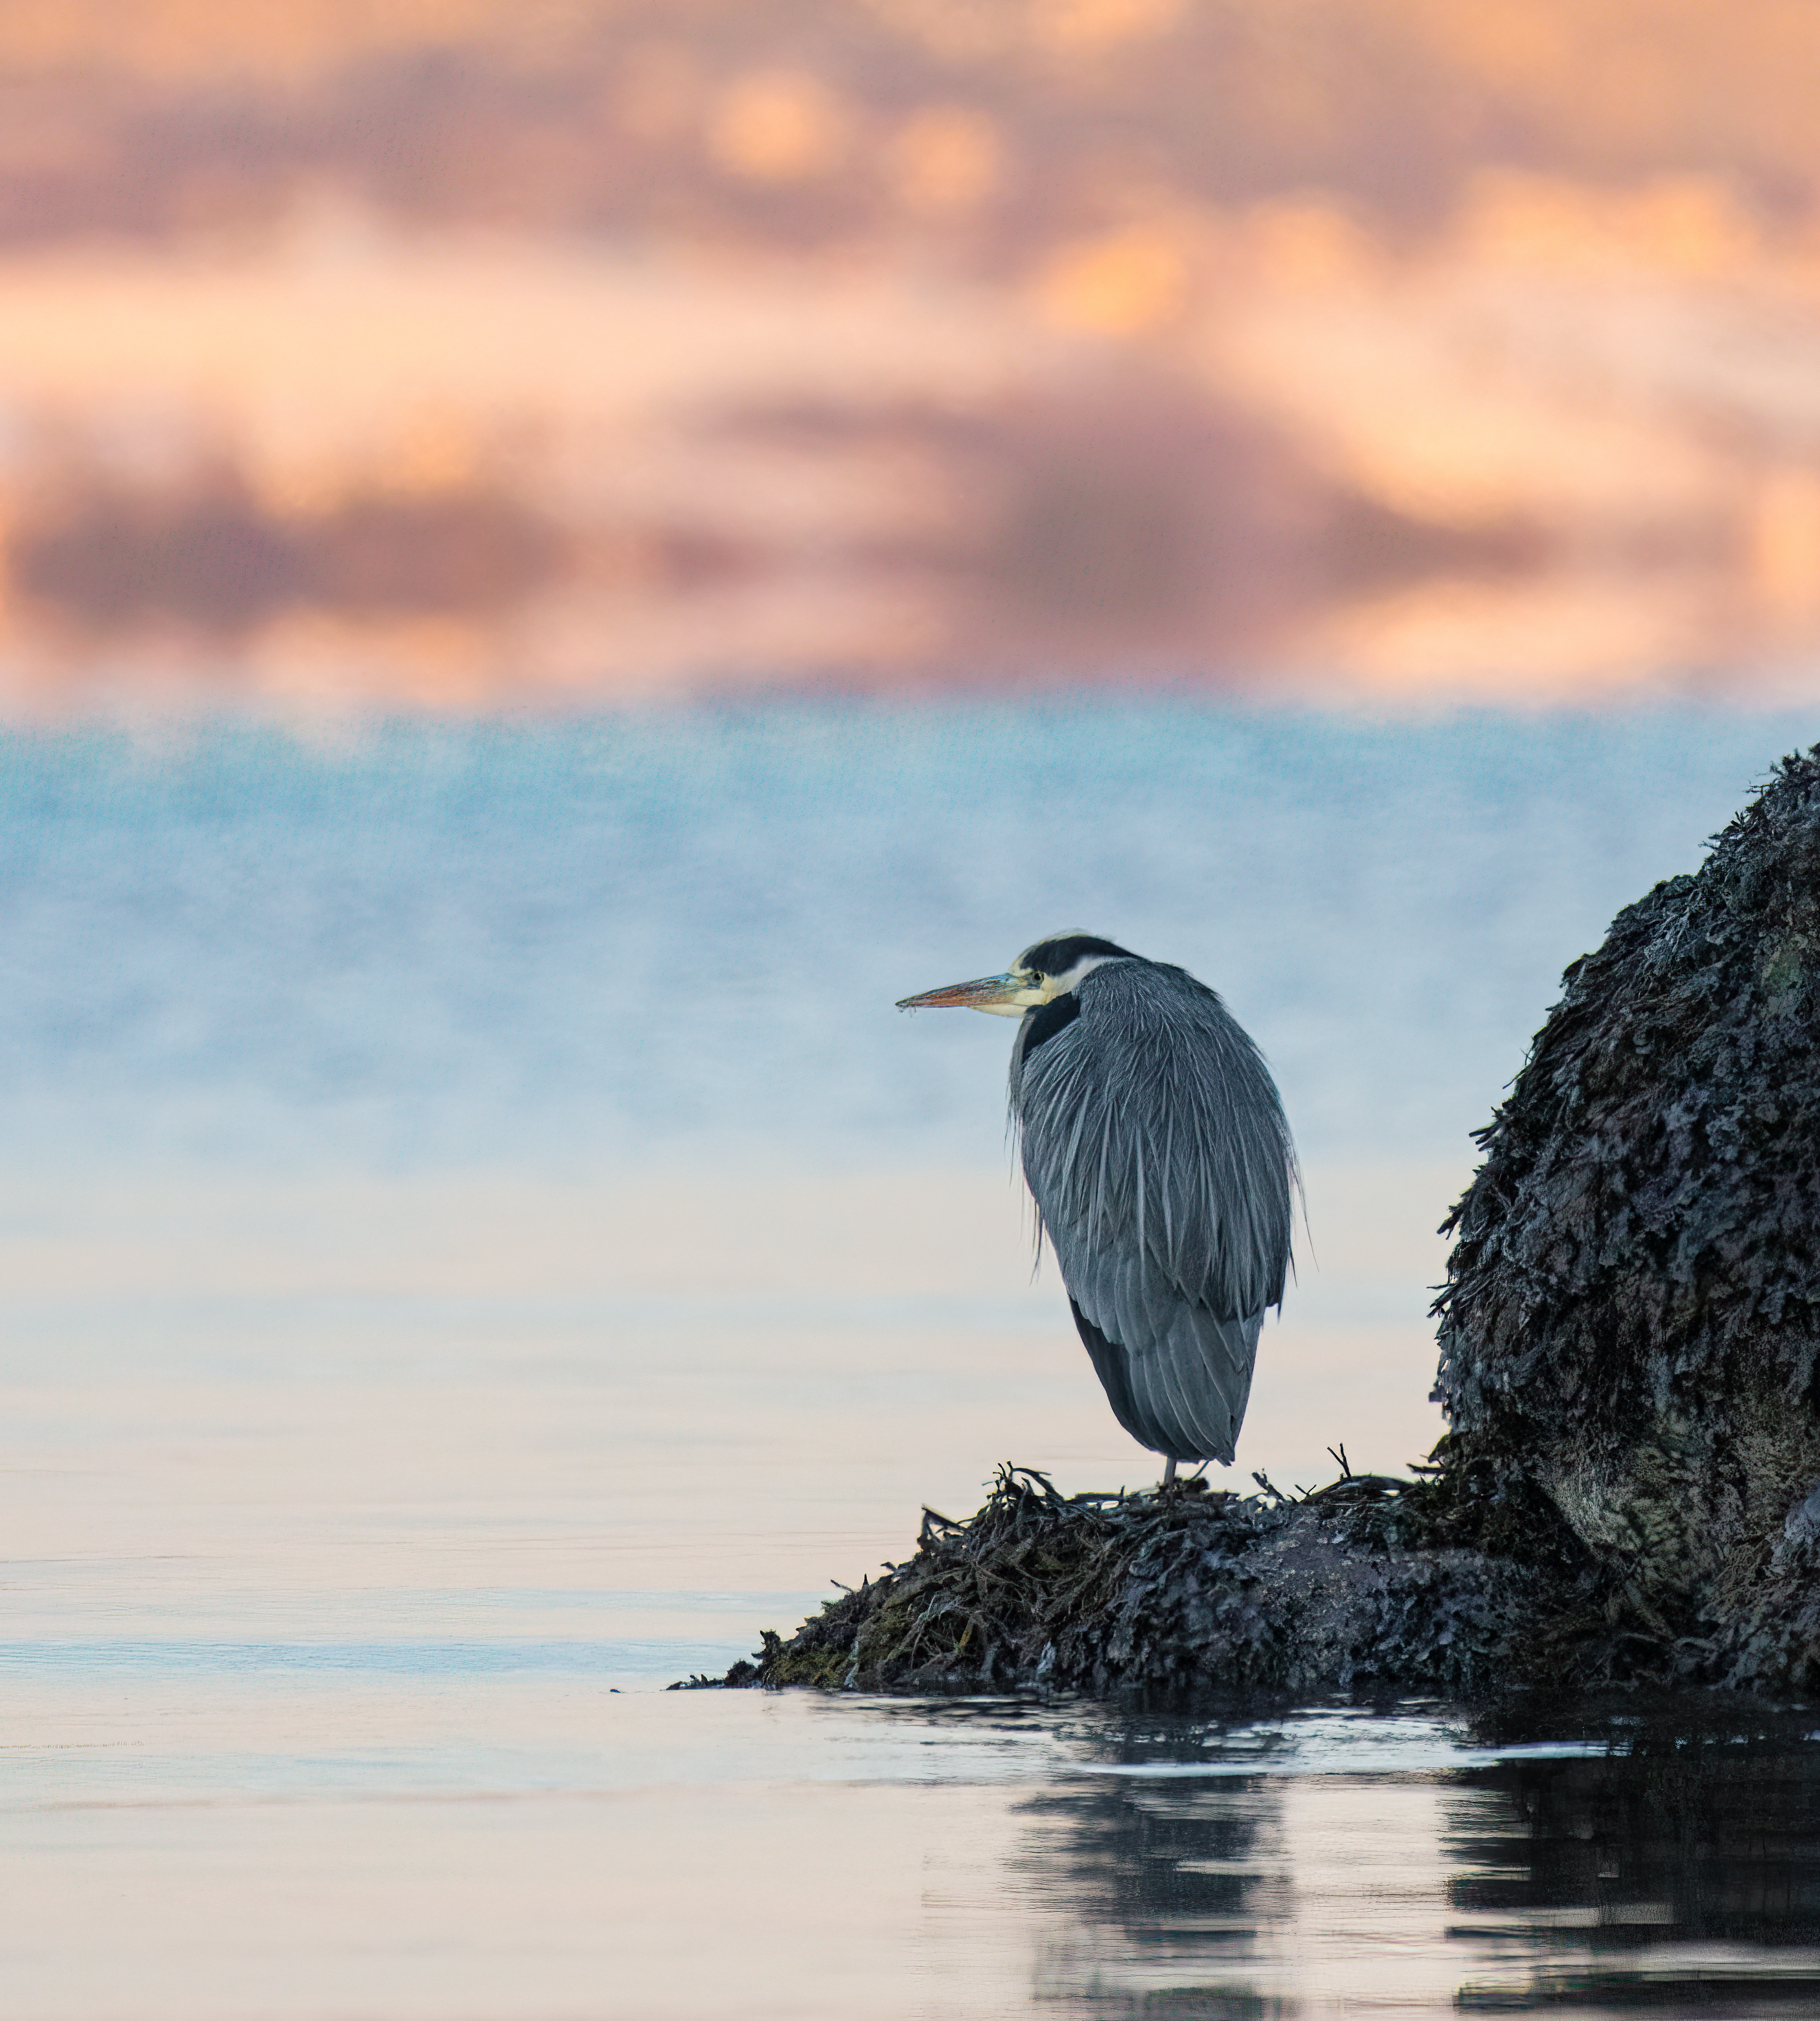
[2,701,1805,1169]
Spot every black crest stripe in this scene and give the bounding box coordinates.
[1023,935,1135,973]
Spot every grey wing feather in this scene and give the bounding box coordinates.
[1013,961,1295,1464]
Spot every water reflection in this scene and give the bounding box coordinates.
[1025,1776,1289,2014]
[1008,1703,1820,2017]
[1449,1707,1820,2012]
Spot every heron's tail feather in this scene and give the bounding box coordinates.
[1068,1298,1262,1466]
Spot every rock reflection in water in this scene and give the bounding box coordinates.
[1012,1706,1820,2018]
[1450,1706,1820,2013]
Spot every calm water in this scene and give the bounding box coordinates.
[5,700,1820,2015]
[7,1679,1820,2017]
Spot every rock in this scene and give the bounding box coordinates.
[1437,745,1820,1685]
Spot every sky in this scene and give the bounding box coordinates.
[1,0,1819,708]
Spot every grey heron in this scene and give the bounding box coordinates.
[898,933,1296,1483]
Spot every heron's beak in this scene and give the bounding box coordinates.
[895,972,1038,1018]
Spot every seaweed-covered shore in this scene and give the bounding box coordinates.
[685,1444,1810,1700]
[687,749,1820,1703]
[678,1460,1596,1700]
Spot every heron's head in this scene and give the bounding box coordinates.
[895,933,1137,1018]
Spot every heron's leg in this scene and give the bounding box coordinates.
[1162,1456,1178,1487]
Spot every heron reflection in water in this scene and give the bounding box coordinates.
[898,934,1296,1483]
